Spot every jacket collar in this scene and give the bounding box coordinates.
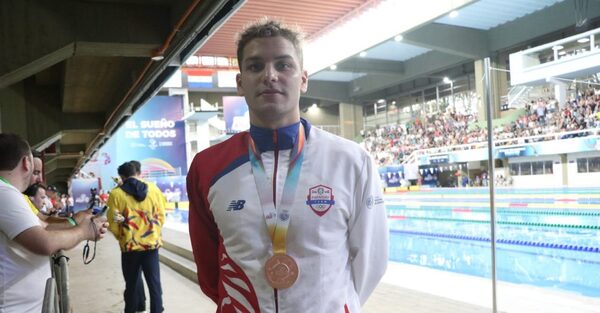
[249,118,311,152]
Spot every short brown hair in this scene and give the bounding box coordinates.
[236,19,304,70]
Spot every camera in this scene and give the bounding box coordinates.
[88,188,100,211]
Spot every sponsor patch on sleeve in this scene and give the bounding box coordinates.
[366,195,384,209]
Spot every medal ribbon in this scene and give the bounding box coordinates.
[248,123,305,255]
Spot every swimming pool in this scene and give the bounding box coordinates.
[387,187,600,297]
[164,187,600,297]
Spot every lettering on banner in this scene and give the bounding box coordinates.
[123,117,180,143]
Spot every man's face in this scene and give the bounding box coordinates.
[236,36,308,128]
[29,157,43,186]
[31,187,47,210]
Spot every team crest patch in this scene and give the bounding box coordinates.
[306,185,335,217]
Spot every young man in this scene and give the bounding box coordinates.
[187,20,388,313]
[107,161,166,313]
[0,133,108,313]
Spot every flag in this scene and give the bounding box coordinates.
[183,69,214,88]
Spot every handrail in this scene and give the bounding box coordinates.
[51,250,71,313]
[515,26,600,55]
[402,128,600,164]
[42,278,59,313]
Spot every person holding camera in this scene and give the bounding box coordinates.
[107,161,166,313]
[0,133,108,313]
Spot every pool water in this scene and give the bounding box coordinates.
[387,187,600,297]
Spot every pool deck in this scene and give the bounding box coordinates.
[64,227,600,313]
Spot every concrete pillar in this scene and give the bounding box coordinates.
[197,122,210,152]
[436,85,440,112]
[554,81,567,107]
[474,56,505,122]
[495,53,510,112]
[474,59,486,122]
[561,153,568,186]
[339,102,363,140]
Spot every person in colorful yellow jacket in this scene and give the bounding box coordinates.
[107,161,166,313]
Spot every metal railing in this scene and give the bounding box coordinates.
[402,128,600,164]
[44,250,70,313]
[42,278,59,313]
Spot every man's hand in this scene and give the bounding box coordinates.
[73,209,93,225]
[113,213,125,223]
[78,214,109,241]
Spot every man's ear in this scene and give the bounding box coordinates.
[236,73,244,96]
[22,155,32,172]
[300,70,308,93]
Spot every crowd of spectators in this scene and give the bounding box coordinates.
[363,88,600,166]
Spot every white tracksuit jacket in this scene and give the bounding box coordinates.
[187,119,388,313]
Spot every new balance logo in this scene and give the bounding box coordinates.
[227,200,246,211]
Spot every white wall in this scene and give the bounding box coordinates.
[566,151,600,187]
[509,155,563,187]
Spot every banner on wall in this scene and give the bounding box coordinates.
[223,96,249,134]
[117,95,187,176]
[378,165,405,187]
[80,95,188,200]
[419,167,439,187]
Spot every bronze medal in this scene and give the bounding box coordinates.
[264,253,299,289]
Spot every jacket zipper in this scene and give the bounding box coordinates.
[272,129,279,313]
[273,130,279,207]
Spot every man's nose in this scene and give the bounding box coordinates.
[263,64,278,82]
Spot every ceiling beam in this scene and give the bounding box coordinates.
[336,58,404,75]
[44,157,80,174]
[488,0,600,51]
[304,80,350,103]
[74,42,158,58]
[403,23,489,59]
[0,1,168,88]
[350,51,469,97]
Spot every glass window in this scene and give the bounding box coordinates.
[216,57,229,67]
[577,158,588,173]
[185,55,199,66]
[589,157,600,172]
[544,161,553,174]
[532,161,544,175]
[520,162,532,175]
[510,163,519,176]
[190,141,198,154]
[201,56,215,66]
